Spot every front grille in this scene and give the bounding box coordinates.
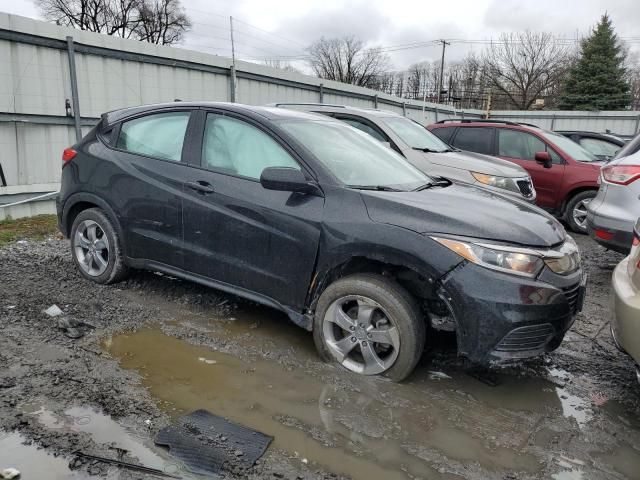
[495,324,555,352]
[516,179,534,198]
[562,283,581,315]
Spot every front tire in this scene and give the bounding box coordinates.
[313,273,425,382]
[70,208,129,284]
[564,191,597,234]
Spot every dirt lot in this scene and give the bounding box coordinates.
[1,218,639,479]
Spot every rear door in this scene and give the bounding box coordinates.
[111,109,194,268]
[496,128,565,208]
[181,110,324,309]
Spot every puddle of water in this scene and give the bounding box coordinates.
[596,443,640,479]
[22,403,182,477]
[105,327,548,479]
[0,431,89,479]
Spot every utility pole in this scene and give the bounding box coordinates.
[436,39,450,104]
[229,16,237,102]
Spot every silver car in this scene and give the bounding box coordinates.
[587,150,640,253]
[271,104,536,203]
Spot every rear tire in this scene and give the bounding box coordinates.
[313,273,425,382]
[70,208,129,284]
[564,190,596,234]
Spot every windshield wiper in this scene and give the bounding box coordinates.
[348,185,404,192]
[412,177,452,191]
[413,147,453,153]
[412,183,435,191]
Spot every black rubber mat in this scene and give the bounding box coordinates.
[154,409,273,475]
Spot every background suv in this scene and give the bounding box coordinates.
[429,120,604,233]
[57,102,583,381]
[271,104,536,203]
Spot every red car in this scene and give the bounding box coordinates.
[428,120,603,233]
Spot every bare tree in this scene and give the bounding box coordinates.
[136,0,190,45]
[261,59,301,74]
[36,0,190,45]
[406,62,431,99]
[307,36,390,88]
[481,32,571,110]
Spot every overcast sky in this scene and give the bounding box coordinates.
[2,0,639,72]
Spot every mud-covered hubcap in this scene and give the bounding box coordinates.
[322,295,400,375]
[572,198,592,230]
[73,220,109,276]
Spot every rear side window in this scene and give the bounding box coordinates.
[452,127,494,155]
[431,126,456,144]
[116,111,190,161]
[202,114,300,180]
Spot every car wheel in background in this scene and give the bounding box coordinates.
[565,191,597,234]
[313,273,425,382]
[70,208,129,284]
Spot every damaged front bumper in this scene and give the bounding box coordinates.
[438,261,585,365]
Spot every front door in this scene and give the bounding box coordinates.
[181,111,324,309]
[496,128,565,209]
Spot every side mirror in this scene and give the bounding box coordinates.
[260,167,318,194]
[534,151,552,169]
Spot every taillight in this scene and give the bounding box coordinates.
[601,165,640,185]
[62,148,77,164]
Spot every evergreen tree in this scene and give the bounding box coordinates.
[559,14,631,110]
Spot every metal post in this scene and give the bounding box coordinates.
[402,102,407,117]
[319,83,324,103]
[434,106,438,123]
[436,40,450,104]
[229,16,237,102]
[635,115,640,134]
[66,36,82,142]
[373,94,378,109]
[550,114,556,131]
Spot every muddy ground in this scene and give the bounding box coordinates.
[1,232,639,479]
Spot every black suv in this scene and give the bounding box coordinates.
[57,102,585,381]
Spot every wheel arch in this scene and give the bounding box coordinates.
[62,193,124,246]
[561,185,598,216]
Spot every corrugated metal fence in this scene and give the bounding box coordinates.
[1,13,640,206]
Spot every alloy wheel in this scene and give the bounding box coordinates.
[73,219,110,277]
[322,295,400,375]
[572,198,592,230]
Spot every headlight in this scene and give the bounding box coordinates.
[431,236,581,278]
[471,172,517,192]
[543,235,581,275]
[432,237,544,277]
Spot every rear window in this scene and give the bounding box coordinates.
[116,111,190,161]
[431,126,456,144]
[451,127,494,155]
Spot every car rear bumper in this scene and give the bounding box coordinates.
[587,210,633,254]
[439,262,584,365]
[611,256,640,367]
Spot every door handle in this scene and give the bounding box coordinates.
[186,181,215,194]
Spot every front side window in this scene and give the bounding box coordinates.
[116,111,190,161]
[279,119,430,190]
[337,117,387,143]
[382,117,451,152]
[498,129,547,160]
[452,127,494,155]
[202,114,300,180]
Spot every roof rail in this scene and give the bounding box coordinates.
[270,102,347,108]
[434,118,541,128]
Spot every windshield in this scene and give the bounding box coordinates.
[279,120,431,190]
[541,131,598,162]
[382,117,452,152]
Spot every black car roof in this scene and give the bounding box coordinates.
[101,101,325,127]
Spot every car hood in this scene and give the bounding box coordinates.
[408,149,529,177]
[362,183,566,247]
